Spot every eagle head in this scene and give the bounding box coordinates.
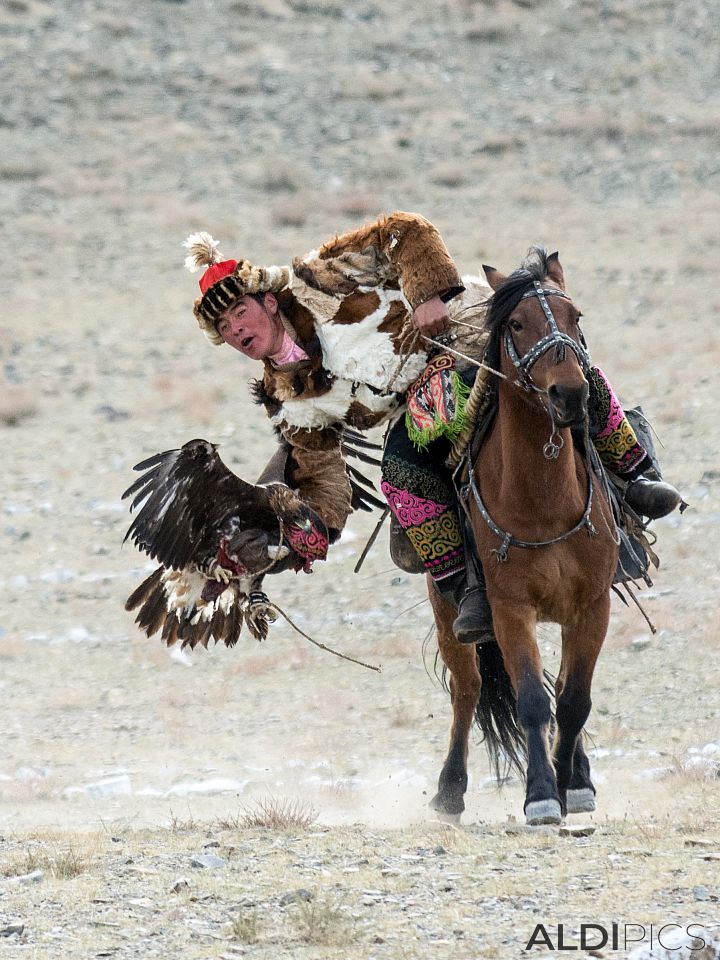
[183,439,219,462]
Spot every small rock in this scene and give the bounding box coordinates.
[559,824,596,837]
[190,854,227,870]
[505,824,557,836]
[4,870,43,885]
[0,924,24,937]
[94,404,130,421]
[631,636,652,651]
[203,840,220,849]
[433,845,448,855]
[84,774,132,798]
[693,885,710,901]
[279,888,313,906]
[171,877,190,893]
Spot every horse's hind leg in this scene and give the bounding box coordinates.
[428,582,480,820]
[492,601,561,825]
[554,598,610,813]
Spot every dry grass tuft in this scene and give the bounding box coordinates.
[168,812,201,833]
[231,909,260,943]
[222,796,318,830]
[292,892,355,946]
[3,842,91,879]
[669,753,720,783]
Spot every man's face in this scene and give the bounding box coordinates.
[216,295,283,360]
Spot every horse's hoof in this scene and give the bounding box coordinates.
[566,788,596,814]
[525,799,562,825]
[429,793,464,821]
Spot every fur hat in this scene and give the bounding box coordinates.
[183,233,291,345]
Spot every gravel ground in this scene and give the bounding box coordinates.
[1,0,719,956]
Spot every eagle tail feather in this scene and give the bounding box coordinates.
[125,566,164,613]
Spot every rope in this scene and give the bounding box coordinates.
[267,602,382,672]
[447,364,493,468]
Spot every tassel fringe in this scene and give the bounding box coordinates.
[405,370,472,451]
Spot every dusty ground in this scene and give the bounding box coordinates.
[1,0,719,956]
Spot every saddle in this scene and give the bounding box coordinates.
[389,398,665,591]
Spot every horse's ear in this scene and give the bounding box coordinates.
[546,252,565,289]
[482,264,506,291]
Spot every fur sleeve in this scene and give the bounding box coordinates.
[296,211,464,310]
[283,428,353,539]
[378,212,464,309]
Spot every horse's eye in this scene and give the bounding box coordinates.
[509,320,523,332]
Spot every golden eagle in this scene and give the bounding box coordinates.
[123,439,330,649]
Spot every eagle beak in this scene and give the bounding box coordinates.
[300,519,312,534]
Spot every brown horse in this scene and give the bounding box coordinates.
[429,247,618,825]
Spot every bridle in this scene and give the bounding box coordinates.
[462,279,603,562]
[504,281,591,389]
[505,280,591,459]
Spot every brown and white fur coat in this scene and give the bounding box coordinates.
[251,212,490,536]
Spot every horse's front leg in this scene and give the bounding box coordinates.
[492,599,561,825]
[565,737,596,813]
[428,582,481,820]
[554,596,610,813]
[555,668,596,813]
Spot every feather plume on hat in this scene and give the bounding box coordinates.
[183,232,222,273]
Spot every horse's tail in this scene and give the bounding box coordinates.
[475,641,526,781]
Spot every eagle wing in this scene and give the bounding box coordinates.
[122,438,278,571]
[123,439,329,650]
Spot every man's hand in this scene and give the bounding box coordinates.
[411,294,450,338]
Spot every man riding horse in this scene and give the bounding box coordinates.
[183,212,681,643]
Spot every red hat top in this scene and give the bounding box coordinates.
[198,258,238,295]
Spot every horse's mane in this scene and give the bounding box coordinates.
[485,245,550,372]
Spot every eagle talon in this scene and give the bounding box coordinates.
[205,559,232,583]
[247,590,278,623]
